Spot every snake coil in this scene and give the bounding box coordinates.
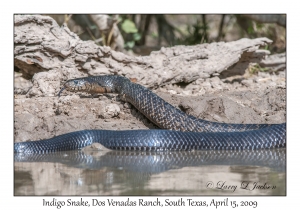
[14,75,286,153]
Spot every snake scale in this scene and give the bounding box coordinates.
[14,75,286,153]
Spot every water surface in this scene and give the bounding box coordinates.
[14,149,286,196]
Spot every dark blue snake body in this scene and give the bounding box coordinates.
[14,76,286,153]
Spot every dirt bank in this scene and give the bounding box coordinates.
[14,69,286,143]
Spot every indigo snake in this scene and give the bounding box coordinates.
[14,75,286,153]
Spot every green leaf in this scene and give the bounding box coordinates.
[133,33,141,41]
[121,19,138,33]
[151,32,158,38]
[125,41,135,48]
[247,25,254,34]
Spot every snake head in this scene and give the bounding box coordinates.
[58,76,118,97]
[58,78,92,97]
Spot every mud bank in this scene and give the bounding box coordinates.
[14,70,286,143]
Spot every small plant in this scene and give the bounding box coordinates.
[120,19,141,49]
[248,63,269,75]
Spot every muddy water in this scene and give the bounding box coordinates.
[14,149,286,196]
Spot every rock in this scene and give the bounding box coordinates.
[100,104,120,119]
